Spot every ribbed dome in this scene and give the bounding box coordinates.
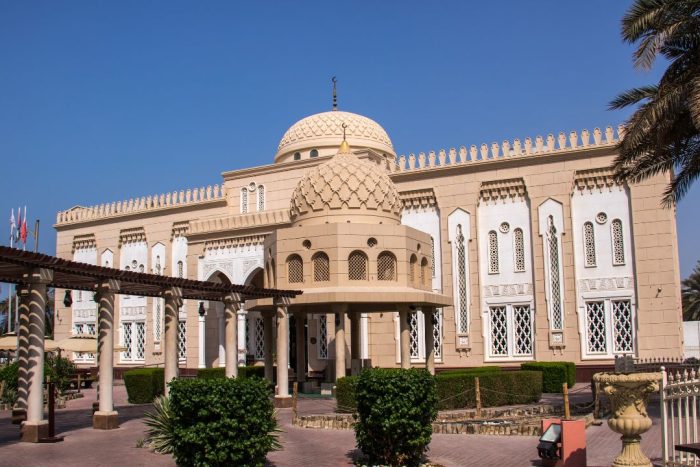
[275,111,395,163]
[290,144,401,226]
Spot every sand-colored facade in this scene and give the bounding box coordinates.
[53,111,683,377]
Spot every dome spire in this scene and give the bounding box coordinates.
[339,122,350,153]
[332,76,338,111]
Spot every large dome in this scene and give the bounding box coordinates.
[275,111,395,163]
[290,141,401,226]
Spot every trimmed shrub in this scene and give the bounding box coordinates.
[197,368,225,379]
[335,376,357,413]
[439,366,502,376]
[436,370,542,410]
[354,368,437,466]
[169,377,279,466]
[124,368,164,403]
[45,354,76,393]
[521,362,575,393]
[196,366,266,380]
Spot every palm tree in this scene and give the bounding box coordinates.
[684,261,700,320]
[610,0,700,206]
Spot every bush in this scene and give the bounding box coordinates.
[439,366,502,376]
[0,363,18,404]
[335,376,357,413]
[521,362,575,393]
[196,366,266,380]
[169,377,279,466]
[124,368,164,403]
[197,368,225,379]
[354,368,437,466]
[143,395,175,454]
[45,354,76,393]
[436,370,542,410]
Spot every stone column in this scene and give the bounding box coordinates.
[333,304,347,381]
[399,307,411,369]
[350,312,361,360]
[423,308,435,375]
[275,302,291,406]
[218,309,225,368]
[197,302,206,369]
[263,313,274,382]
[21,268,52,442]
[93,280,120,430]
[223,296,239,378]
[13,286,30,425]
[295,314,306,383]
[237,309,247,365]
[163,287,183,397]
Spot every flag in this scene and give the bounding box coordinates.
[15,207,21,244]
[9,209,15,245]
[20,206,27,245]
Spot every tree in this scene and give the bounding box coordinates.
[610,0,700,206]
[684,261,700,321]
[0,288,55,336]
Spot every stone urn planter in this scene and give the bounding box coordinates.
[593,371,661,467]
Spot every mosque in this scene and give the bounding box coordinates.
[53,96,683,384]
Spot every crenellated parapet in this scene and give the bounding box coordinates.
[392,125,624,173]
[189,208,290,237]
[55,184,226,226]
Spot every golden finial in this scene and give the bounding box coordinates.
[339,122,350,152]
[332,76,338,111]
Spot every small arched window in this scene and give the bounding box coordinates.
[612,219,625,265]
[240,188,248,214]
[177,261,184,278]
[313,252,330,282]
[488,230,499,274]
[287,255,304,283]
[409,254,418,285]
[348,251,368,280]
[513,228,525,272]
[377,251,396,281]
[584,222,596,267]
[420,257,430,286]
[310,149,319,158]
[293,152,301,161]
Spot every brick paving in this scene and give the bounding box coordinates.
[0,384,664,467]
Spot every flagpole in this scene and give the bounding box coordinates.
[34,219,39,253]
[8,209,13,334]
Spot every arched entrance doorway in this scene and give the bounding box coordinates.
[203,271,231,368]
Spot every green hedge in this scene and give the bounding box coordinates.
[196,366,266,380]
[436,370,542,410]
[169,377,279,466]
[124,368,164,404]
[335,376,357,413]
[521,362,575,393]
[439,366,502,376]
[354,368,437,466]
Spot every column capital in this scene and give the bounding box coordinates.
[96,279,121,296]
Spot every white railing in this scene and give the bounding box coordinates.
[661,366,700,466]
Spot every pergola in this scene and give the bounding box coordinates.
[0,246,300,442]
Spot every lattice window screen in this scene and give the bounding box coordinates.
[288,255,304,283]
[456,225,468,333]
[123,323,133,359]
[348,252,368,281]
[318,315,328,359]
[241,188,248,214]
[513,228,525,272]
[547,217,563,330]
[490,306,508,356]
[135,322,145,360]
[257,185,265,211]
[245,317,251,354]
[612,300,634,353]
[177,261,184,278]
[488,230,499,273]
[254,318,265,359]
[584,222,596,267]
[409,312,420,358]
[178,320,187,361]
[377,252,396,281]
[612,219,625,265]
[586,301,607,353]
[313,253,330,282]
[430,237,436,277]
[86,323,96,359]
[433,309,442,359]
[513,305,533,356]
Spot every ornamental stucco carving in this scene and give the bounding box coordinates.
[578,276,634,292]
[482,283,533,298]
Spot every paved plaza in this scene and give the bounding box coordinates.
[0,384,663,467]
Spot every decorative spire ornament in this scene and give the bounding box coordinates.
[332,76,338,110]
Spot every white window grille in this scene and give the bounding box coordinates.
[122,323,133,360]
[313,253,330,282]
[377,251,396,281]
[177,261,183,278]
[488,304,534,359]
[547,217,563,330]
[433,309,443,359]
[513,305,533,355]
[135,322,145,360]
[241,188,248,214]
[430,237,436,277]
[257,185,265,211]
[288,255,304,283]
[348,251,368,281]
[121,321,145,362]
[245,316,250,355]
[490,306,508,356]
[612,219,625,265]
[456,225,468,334]
[154,298,162,342]
[586,301,607,354]
[177,320,187,361]
[513,228,525,272]
[612,299,634,353]
[74,323,84,335]
[488,230,499,274]
[254,317,265,359]
[409,312,420,358]
[317,315,328,359]
[584,222,596,267]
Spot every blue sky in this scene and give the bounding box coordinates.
[1,1,698,278]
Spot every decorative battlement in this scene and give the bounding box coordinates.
[171,221,190,239]
[400,188,437,210]
[573,167,621,193]
[479,178,528,204]
[55,184,226,226]
[118,227,146,247]
[71,234,96,253]
[391,125,623,173]
[189,208,290,236]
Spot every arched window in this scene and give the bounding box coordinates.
[488,230,499,274]
[257,185,265,212]
[287,255,304,283]
[513,228,525,272]
[430,236,436,277]
[420,257,430,286]
[584,222,596,267]
[313,252,330,282]
[455,225,468,333]
[409,254,418,285]
[177,261,184,278]
[612,219,625,265]
[240,188,248,214]
[547,216,563,330]
[348,251,368,280]
[310,149,319,158]
[377,251,396,281]
[293,152,301,161]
